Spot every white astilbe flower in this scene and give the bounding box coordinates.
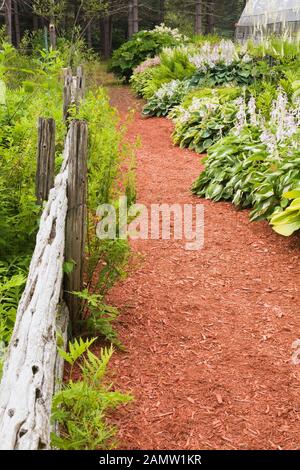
[150,24,188,42]
[154,80,190,103]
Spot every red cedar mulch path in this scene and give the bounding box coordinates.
[105,86,300,450]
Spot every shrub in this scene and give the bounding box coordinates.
[109,25,187,81]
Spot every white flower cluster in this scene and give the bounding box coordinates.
[133,56,161,75]
[150,24,188,42]
[172,96,219,125]
[233,96,247,135]
[155,80,183,100]
[260,91,300,157]
[189,40,241,71]
[270,91,298,141]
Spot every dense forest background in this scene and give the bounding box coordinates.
[0,1,247,57]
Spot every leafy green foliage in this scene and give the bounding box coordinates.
[188,60,258,88]
[0,271,26,345]
[173,95,239,154]
[0,42,67,349]
[73,88,135,330]
[130,67,158,99]
[250,152,300,222]
[74,289,122,348]
[51,343,132,450]
[271,187,300,236]
[192,123,300,236]
[143,79,192,117]
[57,337,97,366]
[109,28,186,81]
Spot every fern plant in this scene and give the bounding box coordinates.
[73,289,122,349]
[51,342,132,450]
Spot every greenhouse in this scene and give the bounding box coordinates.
[236,0,300,39]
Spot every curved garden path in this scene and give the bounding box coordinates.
[107,86,300,450]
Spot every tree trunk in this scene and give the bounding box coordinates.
[87,20,92,49]
[33,14,39,32]
[14,0,20,48]
[132,0,139,34]
[128,0,133,38]
[206,0,214,34]
[49,19,56,49]
[195,0,203,35]
[159,0,165,24]
[101,15,112,59]
[5,0,12,43]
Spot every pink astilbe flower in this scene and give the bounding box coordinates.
[133,56,161,75]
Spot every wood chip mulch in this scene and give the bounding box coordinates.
[102,86,300,450]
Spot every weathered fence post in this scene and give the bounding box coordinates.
[63,67,73,123]
[63,66,85,124]
[36,117,56,204]
[64,120,88,334]
[76,65,85,102]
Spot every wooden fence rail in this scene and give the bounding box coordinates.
[0,66,88,448]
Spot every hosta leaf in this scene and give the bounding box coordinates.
[272,221,300,237]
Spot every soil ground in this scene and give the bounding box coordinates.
[106,86,300,450]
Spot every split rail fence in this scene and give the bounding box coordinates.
[0,66,88,450]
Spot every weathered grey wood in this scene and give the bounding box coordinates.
[195,0,203,35]
[63,67,73,123]
[0,130,73,450]
[76,65,85,102]
[52,301,69,437]
[53,301,69,395]
[64,120,88,334]
[36,117,56,204]
[49,21,56,49]
[63,66,85,123]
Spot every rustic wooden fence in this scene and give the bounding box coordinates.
[0,67,88,450]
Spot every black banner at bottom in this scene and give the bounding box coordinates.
[0,450,299,466]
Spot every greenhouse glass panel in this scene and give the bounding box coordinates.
[236,0,300,38]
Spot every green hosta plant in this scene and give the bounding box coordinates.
[192,127,269,206]
[271,188,300,236]
[188,60,256,89]
[250,151,300,221]
[143,79,192,117]
[173,97,239,154]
